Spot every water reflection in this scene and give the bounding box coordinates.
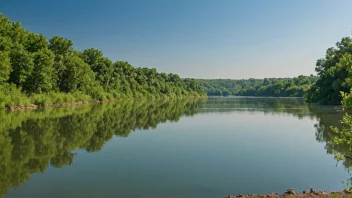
[324,112,352,189]
[202,97,351,189]
[0,99,202,197]
[0,97,350,197]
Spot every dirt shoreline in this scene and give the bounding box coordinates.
[226,188,352,198]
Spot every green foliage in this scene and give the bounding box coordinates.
[60,55,97,93]
[27,48,56,93]
[0,84,30,108]
[71,92,92,102]
[9,43,34,86]
[197,75,317,97]
[341,92,352,111]
[0,14,206,108]
[306,36,352,104]
[0,51,11,82]
[331,114,352,150]
[48,36,73,55]
[30,93,52,106]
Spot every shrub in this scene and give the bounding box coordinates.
[30,94,52,106]
[0,84,31,108]
[72,92,92,102]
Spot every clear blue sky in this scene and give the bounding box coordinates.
[2,0,352,79]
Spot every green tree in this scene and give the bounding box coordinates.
[26,48,55,93]
[61,55,96,93]
[306,36,352,104]
[9,44,34,86]
[0,51,11,83]
[49,36,74,90]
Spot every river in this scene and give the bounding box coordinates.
[1,97,349,198]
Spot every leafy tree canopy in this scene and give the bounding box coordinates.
[0,14,205,109]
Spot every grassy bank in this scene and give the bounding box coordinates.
[1,88,207,111]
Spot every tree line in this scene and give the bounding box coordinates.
[197,75,318,97]
[0,14,205,108]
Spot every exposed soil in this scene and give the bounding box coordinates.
[226,189,352,198]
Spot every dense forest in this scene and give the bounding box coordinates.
[0,14,205,109]
[197,75,318,97]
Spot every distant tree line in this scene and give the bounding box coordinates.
[0,14,205,108]
[197,75,318,97]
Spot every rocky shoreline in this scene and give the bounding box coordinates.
[226,188,352,198]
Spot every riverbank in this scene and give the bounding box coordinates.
[226,188,352,198]
[6,100,114,111]
[5,96,207,111]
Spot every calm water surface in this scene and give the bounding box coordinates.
[1,97,349,198]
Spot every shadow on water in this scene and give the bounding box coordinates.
[0,96,351,197]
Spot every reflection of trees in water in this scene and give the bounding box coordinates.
[311,106,345,154]
[0,99,202,197]
[0,97,349,196]
[200,97,315,119]
[202,98,352,178]
[308,104,352,167]
[308,105,352,189]
[204,98,352,189]
[328,113,352,189]
[203,97,349,168]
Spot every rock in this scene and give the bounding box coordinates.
[303,190,307,194]
[285,188,296,195]
[310,188,314,193]
[238,194,244,197]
